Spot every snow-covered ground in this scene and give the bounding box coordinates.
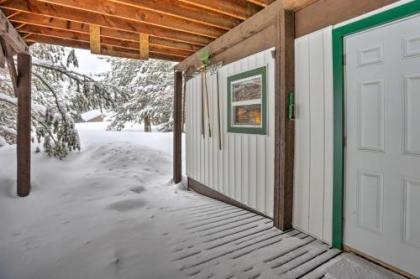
[0,122,189,279]
[0,123,402,279]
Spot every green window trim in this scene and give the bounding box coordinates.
[227,66,267,135]
[332,0,420,250]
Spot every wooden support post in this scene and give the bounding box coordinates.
[139,33,149,60]
[16,52,32,197]
[173,71,183,184]
[273,10,295,230]
[89,24,101,54]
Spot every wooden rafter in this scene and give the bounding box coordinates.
[18,25,193,57]
[8,12,202,52]
[177,0,261,20]
[176,0,283,71]
[25,34,186,62]
[139,33,149,60]
[89,24,101,54]
[108,0,242,30]
[36,0,224,38]
[0,0,213,46]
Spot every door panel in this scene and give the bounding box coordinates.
[344,15,420,277]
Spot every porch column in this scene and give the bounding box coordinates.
[173,70,183,183]
[16,52,32,197]
[273,9,295,230]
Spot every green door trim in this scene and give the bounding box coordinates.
[332,0,420,249]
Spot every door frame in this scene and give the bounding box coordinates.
[332,0,420,249]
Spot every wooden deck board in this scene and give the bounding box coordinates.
[165,191,403,279]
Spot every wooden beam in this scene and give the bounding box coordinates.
[295,0,398,37]
[177,0,262,20]
[108,0,242,30]
[37,0,224,38]
[21,27,193,58]
[0,0,213,46]
[176,0,283,71]
[0,8,28,53]
[273,9,294,230]
[0,37,18,94]
[16,52,32,197]
[8,12,202,51]
[26,34,185,61]
[89,24,101,54]
[139,33,149,60]
[173,71,183,184]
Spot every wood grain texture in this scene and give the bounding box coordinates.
[139,33,149,60]
[173,71,183,183]
[273,10,295,230]
[16,52,31,197]
[295,0,398,37]
[89,24,101,54]
[176,0,283,71]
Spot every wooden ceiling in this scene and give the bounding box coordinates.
[0,0,275,62]
[0,0,320,62]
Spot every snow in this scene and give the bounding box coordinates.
[0,92,17,105]
[0,136,7,147]
[81,109,103,122]
[0,123,402,279]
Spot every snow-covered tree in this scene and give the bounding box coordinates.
[0,44,125,158]
[103,58,175,132]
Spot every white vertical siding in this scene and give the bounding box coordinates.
[293,27,334,244]
[185,48,275,217]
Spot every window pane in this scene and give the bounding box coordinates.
[234,104,262,126]
[232,76,262,102]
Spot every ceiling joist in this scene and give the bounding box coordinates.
[36,0,224,38]
[0,0,213,46]
[17,24,194,57]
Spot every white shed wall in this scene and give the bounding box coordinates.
[293,27,334,244]
[185,48,275,217]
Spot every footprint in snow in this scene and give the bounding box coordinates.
[108,199,147,212]
[129,186,146,194]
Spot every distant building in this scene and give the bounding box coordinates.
[81,110,104,122]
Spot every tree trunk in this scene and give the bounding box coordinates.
[144,116,151,132]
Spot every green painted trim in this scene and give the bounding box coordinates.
[227,66,267,135]
[332,0,420,249]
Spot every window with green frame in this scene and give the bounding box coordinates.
[227,66,267,135]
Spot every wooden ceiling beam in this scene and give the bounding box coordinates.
[0,0,213,46]
[7,11,202,52]
[18,25,194,58]
[283,0,320,11]
[177,0,262,20]
[176,0,283,71]
[108,0,241,30]
[0,8,28,53]
[246,0,268,7]
[37,0,224,38]
[26,34,185,62]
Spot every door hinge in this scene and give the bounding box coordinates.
[343,54,347,65]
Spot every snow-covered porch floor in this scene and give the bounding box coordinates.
[166,193,403,279]
[0,123,403,279]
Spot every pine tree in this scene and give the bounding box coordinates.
[0,44,125,158]
[103,57,175,132]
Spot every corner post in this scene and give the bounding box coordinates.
[173,70,183,183]
[16,52,32,197]
[273,9,295,230]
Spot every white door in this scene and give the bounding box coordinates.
[344,14,420,277]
